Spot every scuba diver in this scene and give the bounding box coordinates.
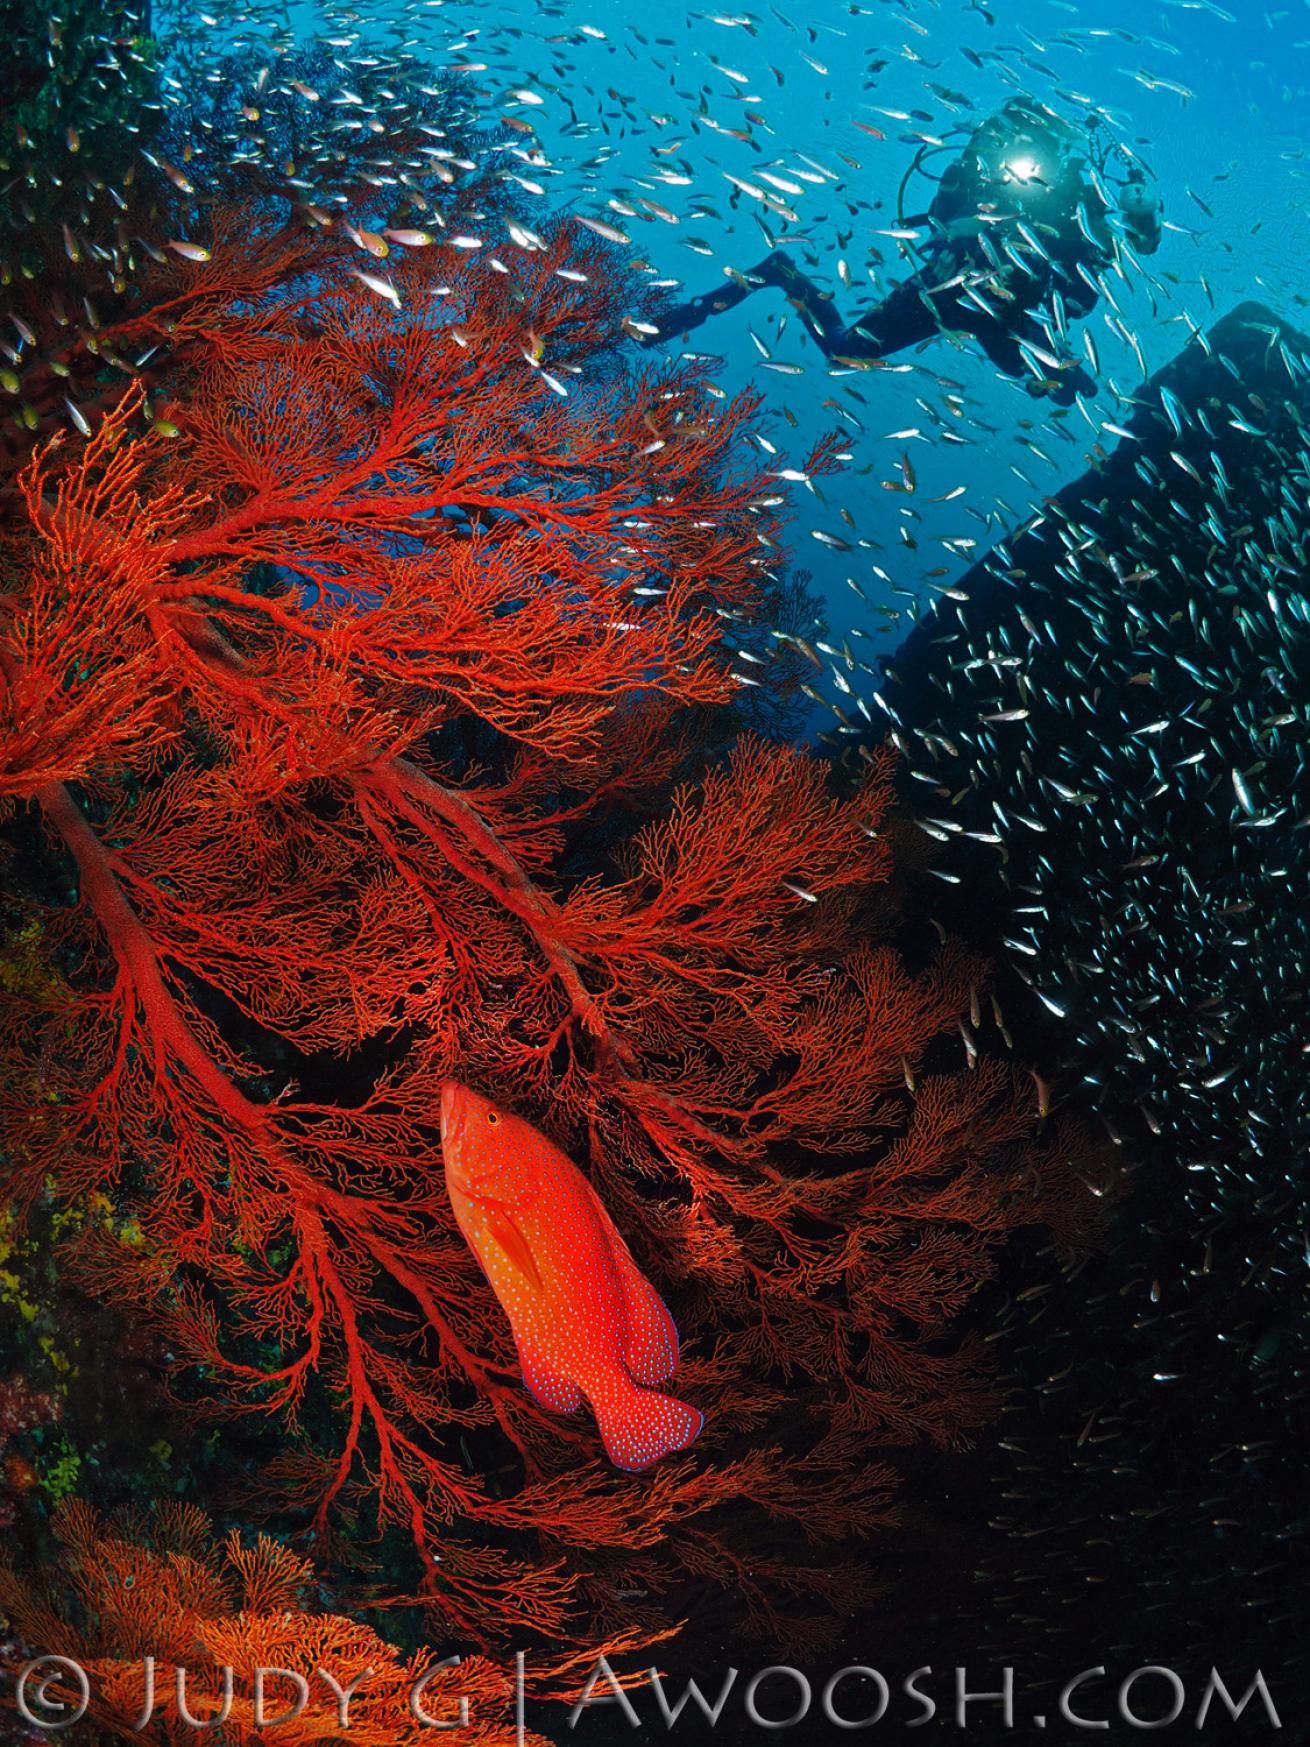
[645,97,1163,406]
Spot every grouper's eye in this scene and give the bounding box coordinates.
[486,1111,499,1126]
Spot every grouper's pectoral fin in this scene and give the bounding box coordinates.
[484,1205,545,1295]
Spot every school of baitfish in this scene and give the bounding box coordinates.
[860,307,1310,1722]
[874,304,1310,1279]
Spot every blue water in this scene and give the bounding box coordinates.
[247,0,1310,686]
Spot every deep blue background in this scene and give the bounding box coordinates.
[230,0,1310,692]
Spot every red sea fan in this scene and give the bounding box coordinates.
[0,204,1102,1654]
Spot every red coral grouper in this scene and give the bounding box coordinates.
[439,1080,703,1469]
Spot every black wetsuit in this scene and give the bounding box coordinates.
[647,101,1115,407]
[649,234,1102,405]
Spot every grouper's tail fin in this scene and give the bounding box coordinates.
[592,1378,703,1471]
